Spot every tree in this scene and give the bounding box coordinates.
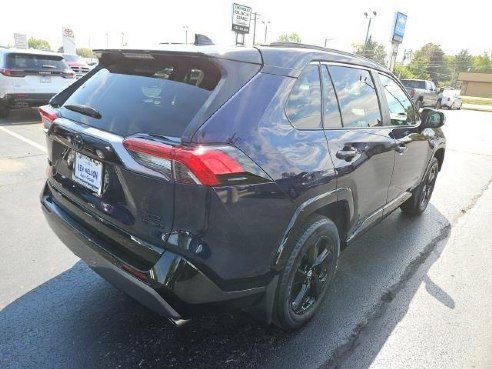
[408,43,445,84]
[353,39,387,65]
[393,64,415,79]
[472,53,492,73]
[28,37,51,51]
[455,50,473,73]
[76,48,93,58]
[278,33,301,43]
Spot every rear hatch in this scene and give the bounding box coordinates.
[43,49,262,267]
[2,52,75,94]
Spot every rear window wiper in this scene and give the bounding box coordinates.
[64,104,102,119]
[42,64,57,69]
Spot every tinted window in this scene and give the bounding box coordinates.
[61,54,221,138]
[320,65,342,129]
[401,79,426,89]
[6,53,67,70]
[285,64,322,129]
[329,66,381,128]
[379,74,416,126]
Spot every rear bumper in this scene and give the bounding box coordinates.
[1,93,55,108]
[40,183,265,321]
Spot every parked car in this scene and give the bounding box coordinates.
[40,43,446,331]
[400,78,439,110]
[0,48,75,118]
[437,89,462,109]
[62,53,90,78]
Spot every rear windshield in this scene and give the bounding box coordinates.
[401,79,426,89]
[6,53,67,70]
[61,54,221,138]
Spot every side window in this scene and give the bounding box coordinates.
[329,66,382,128]
[378,74,417,126]
[285,64,322,129]
[320,65,343,129]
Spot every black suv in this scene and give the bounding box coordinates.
[40,43,446,331]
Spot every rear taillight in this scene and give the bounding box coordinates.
[409,88,416,98]
[1,68,26,77]
[62,69,76,79]
[123,136,268,186]
[38,105,59,130]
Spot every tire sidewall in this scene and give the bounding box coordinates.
[416,158,439,212]
[276,216,340,331]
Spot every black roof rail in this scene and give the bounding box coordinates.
[266,42,381,67]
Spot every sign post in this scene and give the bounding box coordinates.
[13,33,28,49]
[388,12,407,72]
[232,3,252,46]
[62,26,76,54]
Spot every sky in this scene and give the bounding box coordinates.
[0,0,489,60]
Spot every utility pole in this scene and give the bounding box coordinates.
[252,12,260,45]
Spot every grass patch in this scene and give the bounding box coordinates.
[461,97,492,106]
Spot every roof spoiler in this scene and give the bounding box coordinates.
[194,34,214,46]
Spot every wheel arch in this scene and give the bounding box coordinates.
[434,147,445,171]
[272,188,354,271]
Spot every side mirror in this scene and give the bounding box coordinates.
[421,108,445,128]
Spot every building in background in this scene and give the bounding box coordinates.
[458,72,492,98]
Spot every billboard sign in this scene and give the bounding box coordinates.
[62,26,76,54]
[14,33,28,49]
[391,12,407,44]
[232,3,252,34]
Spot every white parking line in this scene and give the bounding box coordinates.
[0,126,47,153]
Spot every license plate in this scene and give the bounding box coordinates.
[73,153,103,194]
[40,75,51,83]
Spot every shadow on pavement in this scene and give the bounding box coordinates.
[0,109,40,125]
[1,205,451,369]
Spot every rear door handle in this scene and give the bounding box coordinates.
[395,143,408,153]
[336,149,358,160]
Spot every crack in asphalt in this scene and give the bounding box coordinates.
[321,179,492,369]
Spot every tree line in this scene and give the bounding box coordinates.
[354,40,492,87]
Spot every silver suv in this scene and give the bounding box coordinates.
[0,49,75,118]
[400,79,439,110]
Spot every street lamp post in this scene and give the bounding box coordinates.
[364,11,377,48]
[252,12,261,45]
[324,38,334,47]
[262,20,270,43]
[183,26,189,44]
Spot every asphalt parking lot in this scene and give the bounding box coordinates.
[1,108,491,369]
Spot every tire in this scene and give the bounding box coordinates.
[435,99,441,109]
[0,105,10,119]
[274,215,340,331]
[400,157,439,215]
[415,99,423,111]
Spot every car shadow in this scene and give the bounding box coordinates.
[0,108,40,125]
[1,204,451,369]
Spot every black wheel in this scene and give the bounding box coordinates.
[435,99,441,109]
[415,99,423,111]
[0,105,10,119]
[274,215,340,331]
[401,157,439,215]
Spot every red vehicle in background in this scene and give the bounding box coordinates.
[62,54,90,78]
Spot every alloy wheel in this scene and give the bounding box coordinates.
[290,237,334,315]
